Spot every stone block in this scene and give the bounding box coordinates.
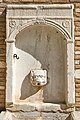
[41,112,70,120]
[2,111,71,120]
[36,103,62,112]
[7,104,36,112]
[71,111,80,120]
[12,111,40,120]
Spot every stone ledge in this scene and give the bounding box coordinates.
[6,103,74,113]
[1,110,71,120]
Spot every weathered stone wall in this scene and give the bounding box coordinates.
[0,0,80,110]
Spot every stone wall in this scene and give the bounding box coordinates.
[0,0,80,110]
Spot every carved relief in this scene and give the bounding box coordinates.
[9,20,16,28]
[62,21,69,28]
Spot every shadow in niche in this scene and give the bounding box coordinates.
[20,73,40,100]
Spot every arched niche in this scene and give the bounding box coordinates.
[15,23,67,104]
[6,4,75,107]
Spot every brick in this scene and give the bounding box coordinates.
[75,60,80,64]
[75,3,80,8]
[0,78,5,82]
[75,54,80,60]
[76,92,80,97]
[75,37,80,40]
[75,46,80,51]
[74,12,80,17]
[74,17,80,22]
[0,48,5,54]
[70,0,80,2]
[76,98,80,102]
[0,45,6,49]
[75,103,80,107]
[75,65,80,69]
[76,84,80,88]
[0,40,5,45]
[0,86,5,90]
[75,8,80,13]
[0,56,6,61]
[0,61,6,68]
[75,31,80,36]
[75,22,80,27]
[0,82,5,86]
[75,27,80,31]
[76,88,80,93]
[0,68,5,73]
[0,73,5,78]
[75,41,80,46]
[0,91,5,95]
[75,79,80,84]
[0,95,5,99]
[0,102,5,107]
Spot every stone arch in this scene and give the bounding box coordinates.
[7,19,71,42]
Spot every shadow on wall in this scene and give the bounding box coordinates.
[20,73,40,100]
